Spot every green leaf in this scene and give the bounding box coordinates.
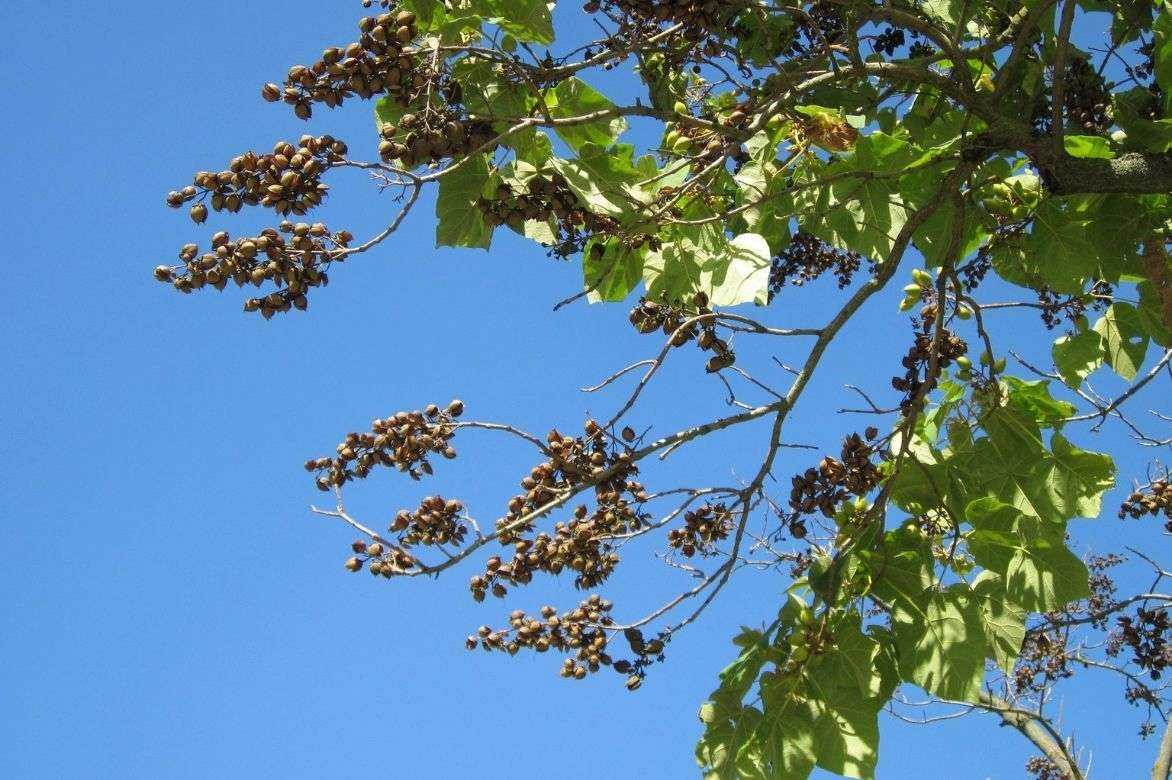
[797,616,889,777]
[1045,431,1116,519]
[1113,88,1172,152]
[861,524,934,623]
[697,607,891,779]
[697,625,814,780]
[451,58,534,122]
[491,0,554,43]
[1052,330,1104,388]
[1083,194,1152,280]
[547,144,647,219]
[913,196,986,268]
[520,216,558,246]
[1025,200,1100,294]
[643,242,704,303]
[966,498,1091,613]
[402,0,485,40]
[435,154,493,249]
[582,238,645,302]
[971,571,1027,675]
[734,138,793,253]
[708,234,772,307]
[1138,280,1172,346]
[643,232,772,307]
[1003,376,1076,425]
[544,78,626,152]
[1093,302,1150,380]
[923,0,964,30]
[1156,2,1172,109]
[895,585,987,702]
[974,408,1114,521]
[1063,135,1115,159]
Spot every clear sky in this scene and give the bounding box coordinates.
[1,2,1168,778]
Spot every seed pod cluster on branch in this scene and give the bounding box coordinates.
[1112,607,1172,680]
[871,26,905,57]
[785,433,882,538]
[1035,283,1111,330]
[780,1,848,58]
[667,502,733,557]
[467,596,663,688]
[587,0,735,54]
[263,7,420,118]
[469,420,649,598]
[768,232,869,296]
[477,174,637,259]
[1119,478,1172,532]
[378,104,496,169]
[1062,57,1112,135]
[165,136,345,221]
[1013,628,1074,693]
[306,400,464,488]
[153,222,353,317]
[890,324,968,412]
[345,538,418,577]
[1086,553,1124,627]
[628,294,735,372]
[392,494,469,547]
[1024,756,1069,780]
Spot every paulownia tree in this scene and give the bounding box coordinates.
[157,0,1172,776]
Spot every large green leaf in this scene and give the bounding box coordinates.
[782,618,888,778]
[547,144,647,219]
[493,0,554,43]
[1052,329,1104,389]
[643,231,771,307]
[1025,200,1100,294]
[823,175,908,261]
[1138,280,1172,346]
[696,607,892,779]
[861,524,935,623]
[1094,302,1150,380]
[1156,2,1172,109]
[697,622,816,779]
[894,585,987,702]
[435,154,494,249]
[913,195,986,267]
[708,234,772,307]
[582,237,646,302]
[451,58,534,122]
[544,77,627,152]
[734,137,793,253]
[966,498,1091,613]
[465,0,553,42]
[971,571,1027,675]
[974,407,1114,521]
[1002,376,1076,425]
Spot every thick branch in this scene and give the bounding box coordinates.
[1154,716,1172,780]
[1037,148,1172,195]
[977,693,1084,779]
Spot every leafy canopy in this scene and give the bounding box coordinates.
[156,0,1172,776]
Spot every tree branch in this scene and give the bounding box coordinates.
[1153,716,1172,780]
[977,693,1084,779]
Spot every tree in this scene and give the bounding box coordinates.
[155,0,1172,776]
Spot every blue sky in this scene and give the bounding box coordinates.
[1,2,1168,778]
